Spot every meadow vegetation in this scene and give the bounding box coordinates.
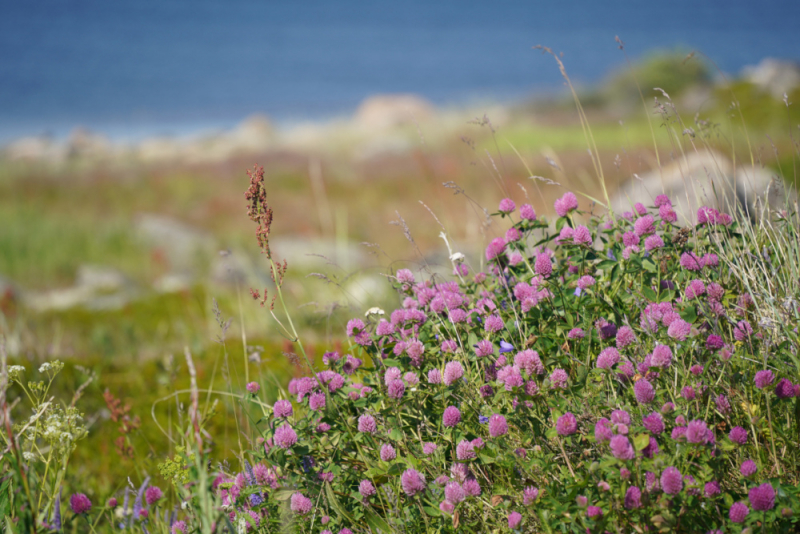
[0,51,799,532]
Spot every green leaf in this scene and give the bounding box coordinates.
[389,428,404,441]
[659,290,675,302]
[423,505,442,517]
[642,258,657,273]
[325,482,355,522]
[363,506,392,532]
[679,306,697,323]
[468,332,479,349]
[633,433,650,451]
[643,287,658,302]
[0,479,8,523]
[272,488,295,501]
[595,260,617,271]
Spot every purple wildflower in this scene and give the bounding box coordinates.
[586,506,603,518]
[567,327,585,339]
[498,198,516,213]
[290,493,312,514]
[729,502,749,523]
[549,368,568,389]
[443,406,461,427]
[274,424,298,448]
[380,444,396,461]
[634,379,655,404]
[596,347,620,369]
[715,394,731,414]
[643,412,664,434]
[309,392,326,410]
[523,487,539,505]
[475,339,494,357]
[667,319,691,341]
[427,369,442,384]
[749,483,776,511]
[69,493,91,515]
[755,370,774,389]
[644,234,664,251]
[508,511,522,529]
[594,418,613,442]
[485,237,507,261]
[444,482,466,504]
[554,192,578,217]
[357,414,378,434]
[359,480,376,498]
[573,225,592,245]
[734,320,753,341]
[661,467,683,495]
[740,459,757,477]
[534,252,553,277]
[610,435,635,460]
[520,204,536,220]
[729,426,747,445]
[463,479,481,497]
[616,326,636,348]
[456,440,476,460]
[443,361,465,385]
[273,399,293,418]
[686,420,711,444]
[556,412,577,436]
[396,269,415,283]
[145,486,163,506]
[624,487,642,509]
[680,252,704,271]
[704,481,721,498]
[400,469,426,496]
[489,414,508,437]
[633,215,655,236]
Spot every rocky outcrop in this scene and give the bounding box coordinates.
[134,213,216,272]
[611,151,796,223]
[742,58,800,99]
[354,94,434,131]
[23,265,139,312]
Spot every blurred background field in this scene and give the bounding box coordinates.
[1,0,799,496]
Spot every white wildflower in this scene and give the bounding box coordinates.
[364,307,385,317]
[39,362,52,373]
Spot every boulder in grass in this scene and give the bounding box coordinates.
[354,94,434,132]
[610,150,796,223]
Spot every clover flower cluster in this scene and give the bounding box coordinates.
[101,190,800,533]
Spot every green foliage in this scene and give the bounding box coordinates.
[604,50,711,101]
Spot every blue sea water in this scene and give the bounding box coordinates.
[1,0,799,142]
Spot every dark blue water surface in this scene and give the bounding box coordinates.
[1,0,799,142]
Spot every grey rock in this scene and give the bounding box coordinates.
[209,249,270,288]
[23,265,138,312]
[611,151,796,224]
[741,58,800,99]
[134,213,216,271]
[354,94,434,132]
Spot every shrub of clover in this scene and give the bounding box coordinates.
[223,195,800,533]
